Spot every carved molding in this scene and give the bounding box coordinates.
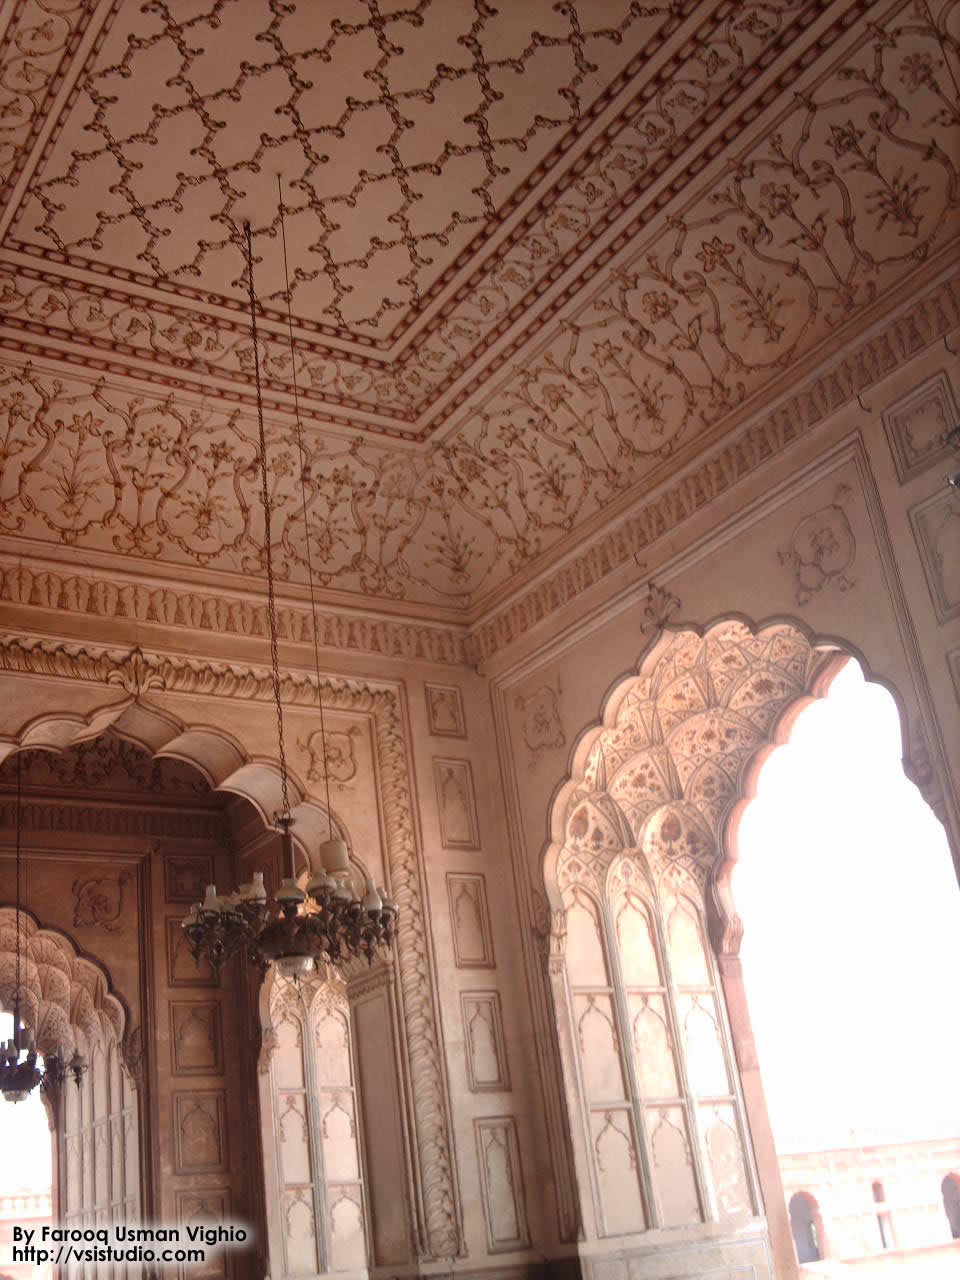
[0,563,469,666]
[0,796,224,840]
[0,635,461,1260]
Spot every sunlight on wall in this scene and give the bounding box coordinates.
[734,661,960,1153]
[0,1010,52,1194]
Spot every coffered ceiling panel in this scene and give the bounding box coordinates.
[0,0,957,621]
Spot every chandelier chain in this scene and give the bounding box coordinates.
[278,180,333,833]
[14,750,21,1026]
[245,222,290,822]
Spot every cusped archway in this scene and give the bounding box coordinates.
[540,617,948,1279]
[0,906,126,1056]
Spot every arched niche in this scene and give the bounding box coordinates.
[540,617,954,1279]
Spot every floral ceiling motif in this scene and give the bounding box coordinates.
[0,0,957,614]
[554,622,821,899]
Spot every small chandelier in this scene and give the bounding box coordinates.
[2,754,87,1103]
[183,205,397,978]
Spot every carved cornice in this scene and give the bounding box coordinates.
[0,634,462,1260]
[0,564,470,667]
[3,271,957,669]
[0,796,224,841]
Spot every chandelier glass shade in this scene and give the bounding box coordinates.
[182,202,398,978]
[182,825,397,976]
[0,1014,87,1104]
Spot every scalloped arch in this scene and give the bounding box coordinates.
[1,697,349,879]
[544,615,928,956]
[0,907,126,1055]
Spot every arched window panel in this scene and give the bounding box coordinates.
[648,1107,701,1226]
[661,889,752,1220]
[271,994,322,1277]
[564,884,610,987]
[311,989,367,1272]
[267,977,371,1277]
[589,1109,648,1235]
[702,1104,752,1218]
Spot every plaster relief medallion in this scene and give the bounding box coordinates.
[425,683,467,738]
[883,372,958,483]
[447,872,495,969]
[164,853,215,904]
[72,872,130,932]
[298,726,360,786]
[514,679,566,764]
[910,491,960,623]
[433,757,480,850]
[778,483,856,606]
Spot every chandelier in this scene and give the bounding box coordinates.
[183,197,397,978]
[2,753,87,1103]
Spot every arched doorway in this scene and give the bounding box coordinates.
[733,658,960,1262]
[942,1174,960,1239]
[788,1191,824,1263]
[541,619,957,1278]
[0,908,140,1246]
[0,638,458,1260]
[0,1007,54,1280]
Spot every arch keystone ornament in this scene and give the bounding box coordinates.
[0,635,462,1260]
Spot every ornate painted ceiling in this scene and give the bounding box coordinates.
[0,0,958,619]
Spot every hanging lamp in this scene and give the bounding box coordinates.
[182,212,397,977]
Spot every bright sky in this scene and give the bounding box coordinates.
[0,1010,53,1194]
[735,659,960,1154]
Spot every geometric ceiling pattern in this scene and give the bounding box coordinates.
[0,0,958,615]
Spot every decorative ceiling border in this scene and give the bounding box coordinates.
[0,0,100,202]
[1,278,956,671]
[0,562,470,667]
[0,634,462,1260]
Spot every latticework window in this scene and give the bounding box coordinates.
[268,975,369,1277]
[561,856,754,1236]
